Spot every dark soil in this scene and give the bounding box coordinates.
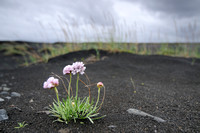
[0,49,200,133]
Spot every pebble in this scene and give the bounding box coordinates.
[5,96,11,100]
[14,107,22,111]
[3,87,11,91]
[0,98,5,102]
[29,99,34,103]
[58,128,71,133]
[0,91,9,95]
[1,84,7,87]
[0,87,2,91]
[108,125,117,132]
[11,92,21,97]
[108,125,117,128]
[0,109,8,121]
[43,106,50,110]
[37,111,51,115]
[127,108,166,123]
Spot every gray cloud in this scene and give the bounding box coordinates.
[0,0,199,42]
[123,0,200,18]
[0,0,119,42]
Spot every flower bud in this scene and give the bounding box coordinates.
[97,82,104,88]
[72,102,75,107]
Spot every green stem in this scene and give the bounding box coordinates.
[68,73,72,98]
[76,73,79,100]
[94,88,100,109]
[54,87,60,103]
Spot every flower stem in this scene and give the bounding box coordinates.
[54,87,60,103]
[97,86,105,112]
[68,73,72,98]
[76,73,79,100]
[94,88,101,109]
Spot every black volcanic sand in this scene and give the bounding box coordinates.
[0,50,200,133]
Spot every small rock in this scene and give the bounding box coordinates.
[127,108,149,117]
[58,128,71,133]
[29,99,34,103]
[0,91,9,95]
[14,107,22,111]
[108,125,117,128]
[127,108,166,123]
[11,92,21,97]
[11,76,15,79]
[3,87,11,91]
[43,106,49,110]
[1,84,7,87]
[0,98,5,102]
[0,109,8,121]
[5,96,11,100]
[37,111,51,115]
[0,87,2,91]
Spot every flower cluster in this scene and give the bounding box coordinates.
[43,77,59,89]
[42,61,105,124]
[63,62,86,75]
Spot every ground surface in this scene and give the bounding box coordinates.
[0,49,200,133]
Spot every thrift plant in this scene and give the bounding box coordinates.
[43,61,105,124]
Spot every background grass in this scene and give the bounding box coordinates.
[0,42,200,66]
[0,19,200,66]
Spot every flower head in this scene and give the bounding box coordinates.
[72,62,86,75]
[43,77,59,89]
[97,82,104,88]
[63,65,73,75]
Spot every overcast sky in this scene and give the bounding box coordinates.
[0,0,200,43]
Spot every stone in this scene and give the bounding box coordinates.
[5,96,11,100]
[37,111,51,115]
[0,109,8,121]
[0,98,5,102]
[153,116,166,123]
[13,107,22,111]
[0,91,9,95]
[3,87,11,91]
[11,92,21,97]
[108,125,117,128]
[127,108,166,123]
[29,99,34,103]
[43,106,49,110]
[0,87,2,91]
[1,84,7,87]
[58,128,71,133]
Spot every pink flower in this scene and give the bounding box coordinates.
[43,77,59,89]
[97,82,104,88]
[47,77,54,83]
[63,65,73,75]
[72,62,86,75]
[43,81,48,88]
